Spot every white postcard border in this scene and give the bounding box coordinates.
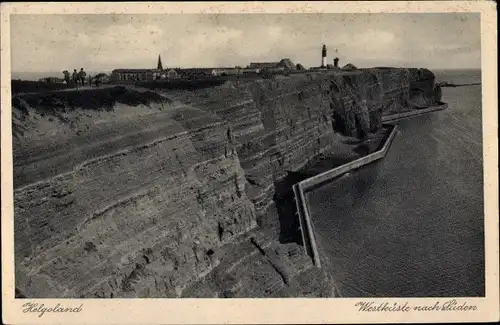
[1,2,498,324]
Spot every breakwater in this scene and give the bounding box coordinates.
[436,82,481,87]
[382,102,448,123]
[294,124,398,267]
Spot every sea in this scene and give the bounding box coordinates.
[305,69,485,297]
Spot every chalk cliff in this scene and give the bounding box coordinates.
[12,68,440,298]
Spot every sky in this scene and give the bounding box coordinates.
[10,13,481,77]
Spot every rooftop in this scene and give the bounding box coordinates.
[248,62,280,69]
[112,69,157,73]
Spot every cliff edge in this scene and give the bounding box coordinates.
[12,68,441,298]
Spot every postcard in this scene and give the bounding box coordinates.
[1,1,498,324]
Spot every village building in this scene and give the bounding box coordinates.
[248,62,280,71]
[110,54,179,82]
[164,68,181,79]
[242,68,261,74]
[212,67,244,76]
[94,73,110,83]
[342,63,358,70]
[178,68,218,78]
[110,54,306,82]
[278,58,296,70]
[110,69,156,82]
[247,58,296,73]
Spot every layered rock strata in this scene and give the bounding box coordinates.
[12,68,440,298]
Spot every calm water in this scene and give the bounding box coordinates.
[306,69,484,297]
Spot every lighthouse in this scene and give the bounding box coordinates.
[321,44,327,67]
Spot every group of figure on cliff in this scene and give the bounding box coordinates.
[62,68,103,88]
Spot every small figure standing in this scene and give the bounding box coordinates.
[79,68,87,87]
[72,69,79,88]
[88,75,92,87]
[63,70,70,85]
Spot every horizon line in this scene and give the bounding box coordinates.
[11,67,482,74]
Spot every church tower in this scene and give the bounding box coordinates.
[321,44,327,67]
[157,54,163,71]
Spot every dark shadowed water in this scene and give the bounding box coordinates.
[305,70,484,297]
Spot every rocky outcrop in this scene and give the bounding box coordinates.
[12,68,440,298]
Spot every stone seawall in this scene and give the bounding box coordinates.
[294,124,399,269]
[12,68,440,298]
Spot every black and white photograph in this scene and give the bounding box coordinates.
[1,2,498,324]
